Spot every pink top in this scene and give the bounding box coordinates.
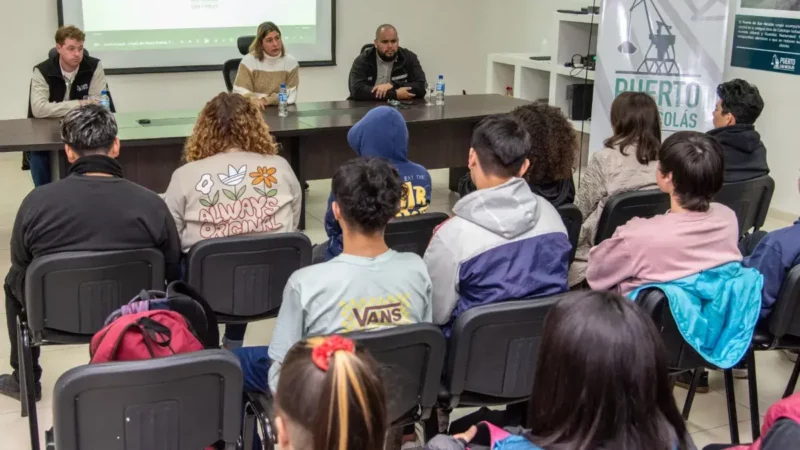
[586,203,742,295]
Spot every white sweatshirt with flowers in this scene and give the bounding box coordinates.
[163,151,302,253]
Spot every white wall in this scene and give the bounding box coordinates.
[723,3,800,217]
[0,0,482,119]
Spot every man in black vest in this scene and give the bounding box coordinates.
[348,24,427,101]
[27,25,109,187]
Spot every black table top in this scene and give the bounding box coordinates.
[0,94,529,152]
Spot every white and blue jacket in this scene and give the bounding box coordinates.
[424,178,571,336]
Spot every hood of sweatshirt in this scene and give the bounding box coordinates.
[708,123,765,155]
[347,106,409,164]
[453,177,541,240]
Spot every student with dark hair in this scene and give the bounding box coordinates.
[458,103,577,207]
[570,92,661,287]
[267,157,432,391]
[318,106,432,262]
[587,131,741,294]
[709,78,769,182]
[589,132,761,393]
[0,105,181,400]
[425,291,695,450]
[274,336,388,450]
[424,114,571,337]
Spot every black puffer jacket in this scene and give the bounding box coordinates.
[348,46,427,100]
[707,124,769,183]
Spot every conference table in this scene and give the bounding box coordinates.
[0,94,529,228]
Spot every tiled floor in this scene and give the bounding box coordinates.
[0,152,795,449]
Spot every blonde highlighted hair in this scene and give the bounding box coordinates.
[249,21,286,61]
[275,337,388,450]
[183,93,278,162]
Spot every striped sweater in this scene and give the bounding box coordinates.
[233,53,299,105]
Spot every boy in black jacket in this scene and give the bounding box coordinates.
[348,24,427,101]
[0,105,181,401]
[708,79,770,183]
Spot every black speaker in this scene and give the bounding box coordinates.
[567,84,593,121]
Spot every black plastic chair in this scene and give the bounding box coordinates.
[713,175,775,236]
[48,350,242,450]
[635,288,743,444]
[185,233,312,328]
[242,324,446,449]
[440,295,563,409]
[222,36,256,92]
[748,265,800,436]
[385,213,449,257]
[557,203,582,265]
[20,249,166,449]
[348,323,446,425]
[594,189,670,244]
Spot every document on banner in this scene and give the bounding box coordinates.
[731,1,800,76]
[589,0,731,152]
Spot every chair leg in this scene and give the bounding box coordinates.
[21,326,40,450]
[784,356,800,399]
[16,316,28,418]
[682,368,703,420]
[724,369,740,444]
[746,349,760,440]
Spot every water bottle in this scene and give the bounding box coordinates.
[435,75,446,106]
[99,89,111,110]
[278,84,289,117]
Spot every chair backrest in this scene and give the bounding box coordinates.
[444,295,562,406]
[347,324,446,425]
[361,43,373,54]
[557,203,582,264]
[186,233,312,321]
[713,175,775,235]
[634,288,707,370]
[768,265,800,338]
[595,189,670,245]
[222,58,242,92]
[24,250,165,339]
[238,36,255,55]
[52,350,242,450]
[384,213,450,257]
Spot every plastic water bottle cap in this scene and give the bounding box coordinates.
[438,75,443,79]
[280,84,286,88]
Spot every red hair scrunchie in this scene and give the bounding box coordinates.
[311,336,355,372]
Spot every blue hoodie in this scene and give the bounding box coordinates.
[744,219,800,318]
[323,106,432,261]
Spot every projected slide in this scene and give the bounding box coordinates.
[60,0,334,72]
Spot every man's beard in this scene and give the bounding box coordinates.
[377,49,397,62]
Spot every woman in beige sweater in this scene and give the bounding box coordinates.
[569,92,661,287]
[234,21,300,107]
[163,92,301,348]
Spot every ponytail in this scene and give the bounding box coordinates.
[275,336,388,450]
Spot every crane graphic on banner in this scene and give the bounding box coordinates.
[618,0,680,75]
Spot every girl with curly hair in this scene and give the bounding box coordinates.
[458,103,577,208]
[163,92,301,348]
[569,92,660,287]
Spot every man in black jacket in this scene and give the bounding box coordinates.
[0,105,181,402]
[348,24,427,101]
[708,79,770,183]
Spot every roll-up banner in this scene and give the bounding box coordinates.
[590,0,731,152]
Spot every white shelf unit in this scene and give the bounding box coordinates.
[486,12,599,135]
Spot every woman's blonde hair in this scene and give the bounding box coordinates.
[183,93,278,162]
[275,336,388,450]
[249,21,285,61]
